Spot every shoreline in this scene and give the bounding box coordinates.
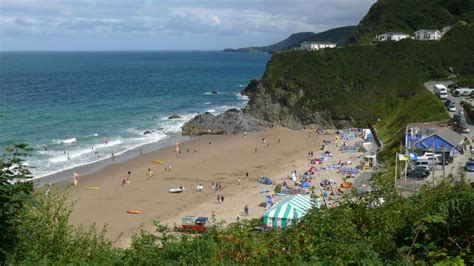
[33,132,192,187]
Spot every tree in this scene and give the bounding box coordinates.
[0,144,34,262]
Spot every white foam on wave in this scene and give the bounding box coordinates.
[158,112,197,134]
[238,84,246,88]
[207,109,216,113]
[205,102,211,105]
[235,92,250,101]
[52,137,76,144]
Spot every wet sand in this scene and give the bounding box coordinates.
[61,127,365,247]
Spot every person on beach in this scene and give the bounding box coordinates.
[73,170,80,186]
[147,168,154,178]
[221,195,225,203]
[127,171,132,183]
[176,142,180,154]
[254,146,258,153]
[187,148,189,153]
[244,205,249,216]
[246,172,249,178]
[278,137,281,143]
[238,178,241,185]
[243,131,247,138]
[236,214,240,223]
[217,195,220,204]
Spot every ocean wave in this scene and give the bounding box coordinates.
[207,109,216,113]
[204,91,220,95]
[158,112,197,134]
[204,102,211,105]
[52,137,76,144]
[235,92,250,101]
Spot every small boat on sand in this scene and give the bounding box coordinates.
[169,187,185,193]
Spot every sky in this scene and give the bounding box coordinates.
[0,0,376,51]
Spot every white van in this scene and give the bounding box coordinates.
[434,84,448,100]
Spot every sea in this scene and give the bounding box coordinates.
[0,51,271,179]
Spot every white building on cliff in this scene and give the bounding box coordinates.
[415,29,442,40]
[300,42,336,51]
[377,32,410,42]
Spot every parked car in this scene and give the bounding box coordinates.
[444,99,452,107]
[465,161,474,172]
[460,122,470,133]
[410,165,430,172]
[448,102,456,112]
[448,83,461,89]
[410,167,430,178]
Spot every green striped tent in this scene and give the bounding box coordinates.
[263,194,317,229]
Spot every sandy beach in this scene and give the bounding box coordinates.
[58,127,367,247]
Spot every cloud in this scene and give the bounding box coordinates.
[0,0,377,50]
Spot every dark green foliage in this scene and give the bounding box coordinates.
[353,0,474,43]
[9,191,119,264]
[0,144,34,262]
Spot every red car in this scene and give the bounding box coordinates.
[178,216,208,233]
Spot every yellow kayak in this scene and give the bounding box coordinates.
[152,160,164,164]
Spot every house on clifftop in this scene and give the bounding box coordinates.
[377,32,410,42]
[300,41,336,51]
[415,29,442,40]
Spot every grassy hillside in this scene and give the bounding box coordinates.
[353,0,474,43]
[262,24,473,158]
[224,26,356,53]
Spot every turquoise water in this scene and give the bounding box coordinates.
[0,51,270,177]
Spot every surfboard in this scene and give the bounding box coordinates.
[126,210,141,214]
[87,186,100,190]
[152,160,164,164]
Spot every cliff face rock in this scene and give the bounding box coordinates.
[181,108,271,135]
[242,80,341,129]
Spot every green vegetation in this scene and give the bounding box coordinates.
[2,148,472,264]
[352,0,474,43]
[0,144,33,262]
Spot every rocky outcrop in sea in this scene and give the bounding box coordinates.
[182,79,350,135]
